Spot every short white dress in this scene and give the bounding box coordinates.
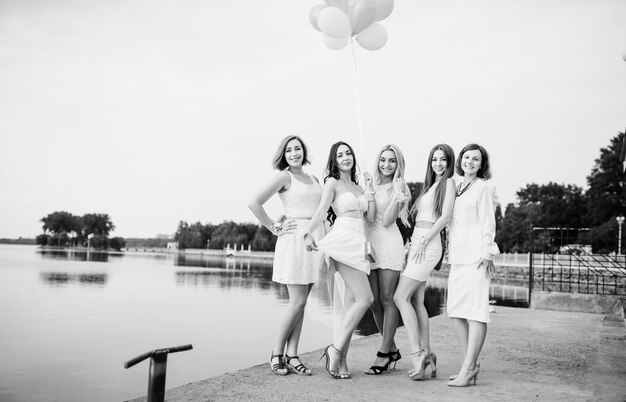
[403,185,443,282]
[272,171,326,285]
[316,191,371,274]
[365,182,405,271]
[446,179,500,323]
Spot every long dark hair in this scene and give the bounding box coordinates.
[324,141,359,184]
[411,144,455,220]
[324,141,358,225]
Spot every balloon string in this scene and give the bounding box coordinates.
[350,39,368,176]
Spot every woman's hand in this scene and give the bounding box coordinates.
[274,218,297,236]
[304,233,318,251]
[363,172,374,194]
[393,177,405,194]
[411,241,426,264]
[479,258,496,279]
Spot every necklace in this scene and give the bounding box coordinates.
[456,179,476,197]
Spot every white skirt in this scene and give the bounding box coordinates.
[447,261,491,323]
[317,217,370,274]
[272,219,325,285]
[403,227,442,282]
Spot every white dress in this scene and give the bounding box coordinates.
[365,182,405,271]
[272,171,326,285]
[446,179,500,323]
[316,191,371,274]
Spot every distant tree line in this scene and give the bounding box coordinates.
[496,132,625,253]
[0,237,36,245]
[36,211,125,251]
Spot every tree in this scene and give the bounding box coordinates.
[585,131,626,226]
[209,221,248,250]
[251,226,277,251]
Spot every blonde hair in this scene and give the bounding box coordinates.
[372,144,411,227]
[411,144,455,219]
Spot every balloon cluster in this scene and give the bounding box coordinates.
[309,0,394,51]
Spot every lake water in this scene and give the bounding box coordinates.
[0,245,528,402]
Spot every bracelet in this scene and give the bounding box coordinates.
[391,191,409,204]
[419,236,428,246]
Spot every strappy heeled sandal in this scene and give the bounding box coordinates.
[284,355,312,376]
[319,345,341,379]
[389,349,402,370]
[270,352,288,375]
[365,351,392,375]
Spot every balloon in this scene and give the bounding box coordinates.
[355,23,387,51]
[374,0,394,21]
[323,0,348,11]
[309,4,326,31]
[622,49,626,62]
[323,34,350,50]
[348,0,377,35]
[318,7,352,38]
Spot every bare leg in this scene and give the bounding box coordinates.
[367,269,400,371]
[413,282,430,355]
[459,320,486,374]
[393,276,422,353]
[334,262,374,352]
[273,284,310,356]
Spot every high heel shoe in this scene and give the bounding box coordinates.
[409,350,427,380]
[449,361,479,380]
[447,366,479,387]
[339,352,351,379]
[365,351,391,375]
[270,352,288,376]
[428,352,437,378]
[284,355,312,376]
[319,345,341,379]
[389,350,402,370]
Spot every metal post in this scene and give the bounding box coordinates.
[528,227,534,308]
[124,344,192,402]
[616,222,621,254]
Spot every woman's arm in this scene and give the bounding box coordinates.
[248,171,291,235]
[477,181,500,277]
[303,178,337,249]
[363,173,376,223]
[382,178,409,227]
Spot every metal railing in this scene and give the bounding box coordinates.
[529,227,626,303]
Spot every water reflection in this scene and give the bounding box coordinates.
[37,248,119,262]
[40,271,108,286]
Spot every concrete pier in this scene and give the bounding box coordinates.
[128,306,626,401]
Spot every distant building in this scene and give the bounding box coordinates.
[167,242,178,251]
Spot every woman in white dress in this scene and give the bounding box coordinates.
[249,135,325,376]
[304,141,376,379]
[363,144,411,375]
[393,144,456,380]
[446,143,499,387]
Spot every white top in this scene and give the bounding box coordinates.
[414,185,437,223]
[448,179,500,264]
[278,171,322,218]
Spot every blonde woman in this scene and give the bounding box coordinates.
[249,135,325,376]
[363,144,411,375]
[393,144,456,380]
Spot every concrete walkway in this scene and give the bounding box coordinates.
[130,307,626,401]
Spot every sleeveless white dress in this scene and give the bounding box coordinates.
[365,182,405,271]
[316,190,371,274]
[272,171,325,285]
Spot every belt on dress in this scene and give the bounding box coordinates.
[335,212,364,219]
[285,216,313,220]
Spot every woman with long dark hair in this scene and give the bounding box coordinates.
[249,135,325,376]
[304,141,375,379]
[393,143,456,380]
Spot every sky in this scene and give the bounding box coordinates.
[1,0,625,239]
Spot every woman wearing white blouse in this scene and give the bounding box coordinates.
[446,143,499,387]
